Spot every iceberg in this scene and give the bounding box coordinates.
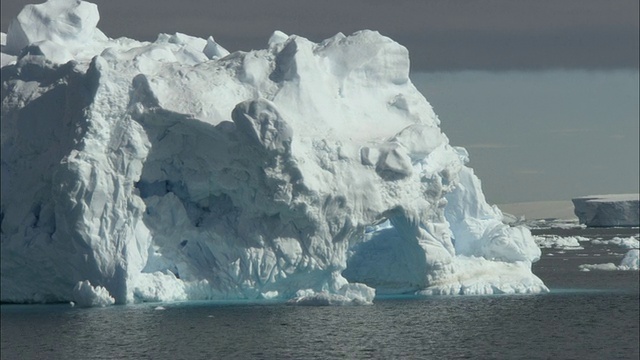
[572,194,640,228]
[0,0,547,306]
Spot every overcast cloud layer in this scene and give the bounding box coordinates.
[2,0,638,71]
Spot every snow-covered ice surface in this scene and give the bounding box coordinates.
[534,235,587,250]
[591,236,639,250]
[572,194,640,227]
[1,0,547,306]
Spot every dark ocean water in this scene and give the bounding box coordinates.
[2,228,639,360]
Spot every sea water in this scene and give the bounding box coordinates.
[2,228,638,360]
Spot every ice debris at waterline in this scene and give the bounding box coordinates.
[534,235,586,250]
[591,237,640,250]
[579,250,640,272]
[0,0,547,306]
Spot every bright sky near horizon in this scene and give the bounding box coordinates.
[1,0,638,203]
[415,70,639,203]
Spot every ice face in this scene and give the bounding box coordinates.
[72,280,115,307]
[1,0,547,306]
[572,194,640,227]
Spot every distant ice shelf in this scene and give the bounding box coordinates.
[572,194,640,228]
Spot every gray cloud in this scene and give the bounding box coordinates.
[551,128,592,135]
[514,169,545,175]
[2,0,638,71]
[464,143,515,149]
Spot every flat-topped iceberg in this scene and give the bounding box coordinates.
[573,194,640,228]
[1,0,547,306]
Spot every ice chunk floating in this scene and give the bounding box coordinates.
[1,0,547,306]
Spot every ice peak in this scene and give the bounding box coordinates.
[5,0,102,55]
[268,31,289,47]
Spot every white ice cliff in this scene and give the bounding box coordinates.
[1,0,547,306]
[572,194,640,228]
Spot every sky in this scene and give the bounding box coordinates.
[1,0,639,203]
[416,70,639,203]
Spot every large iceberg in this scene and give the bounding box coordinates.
[1,0,547,305]
[572,194,640,228]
